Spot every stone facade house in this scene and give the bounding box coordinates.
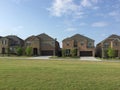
[62,34,95,57]
[96,34,120,58]
[25,33,60,56]
[0,35,24,55]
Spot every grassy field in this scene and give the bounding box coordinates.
[0,58,120,90]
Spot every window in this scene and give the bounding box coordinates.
[87,42,93,48]
[26,41,31,46]
[66,49,70,56]
[66,42,69,46]
[114,42,118,46]
[74,41,77,47]
[2,40,6,45]
[81,41,84,46]
[104,43,109,48]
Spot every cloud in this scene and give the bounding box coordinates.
[108,11,120,16]
[65,27,76,32]
[48,0,79,17]
[81,0,98,7]
[81,0,92,7]
[48,0,99,17]
[92,22,108,27]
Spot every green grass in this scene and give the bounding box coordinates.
[0,59,120,90]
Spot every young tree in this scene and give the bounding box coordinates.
[62,49,66,57]
[71,48,77,57]
[16,47,23,56]
[107,47,115,58]
[25,47,32,56]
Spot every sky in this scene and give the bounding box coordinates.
[0,0,120,47]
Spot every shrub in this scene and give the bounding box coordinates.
[71,48,77,57]
[62,49,66,57]
[107,47,115,58]
[16,47,23,56]
[25,47,32,56]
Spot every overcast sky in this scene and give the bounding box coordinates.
[0,0,120,47]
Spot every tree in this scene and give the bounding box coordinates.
[107,47,115,58]
[71,48,77,57]
[62,49,66,57]
[16,47,23,56]
[25,47,32,56]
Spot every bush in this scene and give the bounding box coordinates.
[71,48,77,57]
[16,47,23,56]
[25,47,32,56]
[107,47,115,58]
[62,49,66,57]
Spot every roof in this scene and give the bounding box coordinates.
[37,33,55,41]
[25,35,40,41]
[63,34,94,42]
[97,34,120,45]
[6,35,23,42]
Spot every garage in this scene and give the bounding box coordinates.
[41,50,53,56]
[80,51,93,56]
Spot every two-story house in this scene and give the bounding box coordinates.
[96,34,120,58]
[0,35,24,55]
[25,33,60,56]
[25,35,41,56]
[62,34,95,57]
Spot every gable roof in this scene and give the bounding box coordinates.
[37,33,55,41]
[97,34,120,45]
[25,35,40,41]
[63,34,94,42]
[6,35,23,42]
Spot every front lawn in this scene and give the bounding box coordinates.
[0,58,120,90]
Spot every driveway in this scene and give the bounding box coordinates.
[27,56,51,60]
[80,57,101,61]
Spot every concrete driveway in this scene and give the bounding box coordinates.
[80,57,101,61]
[27,56,51,60]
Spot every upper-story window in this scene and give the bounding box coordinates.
[66,42,69,46]
[81,41,84,46]
[74,41,77,47]
[114,42,118,46]
[87,42,93,48]
[104,42,109,48]
[26,41,31,46]
[2,40,6,45]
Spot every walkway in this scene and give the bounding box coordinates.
[80,57,101,61]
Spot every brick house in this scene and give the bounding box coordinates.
[62,34,95,57]
[0,35,24,55]
[25,33,60,56]
[25,35,41,55]
[96,34,120,58]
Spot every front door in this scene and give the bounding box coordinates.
[33,48,38,56]
[2,48,5,54]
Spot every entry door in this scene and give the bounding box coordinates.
[2,48,5,54]
[33,48,38,55]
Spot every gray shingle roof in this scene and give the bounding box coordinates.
[63,34,94,42]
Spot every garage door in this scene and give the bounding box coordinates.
[41,51,53,56]
[80,51,93,56]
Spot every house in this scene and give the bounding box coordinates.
[0,35,24,55]
[62,34,95,57]
[25,33,60,56]
[96,34,120,58]
[37,33,60,56]
[24,35,41,56]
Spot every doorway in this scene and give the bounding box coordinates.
[33,48,38,56]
